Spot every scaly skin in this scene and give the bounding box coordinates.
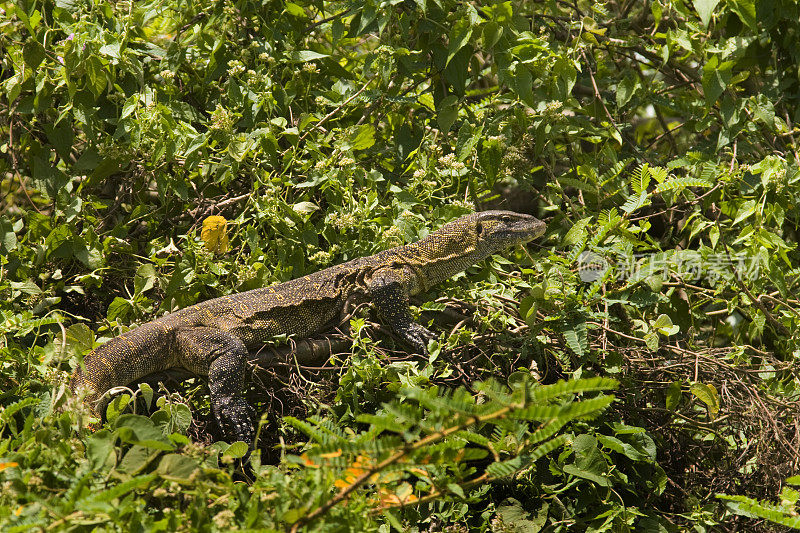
[70,211,546,444]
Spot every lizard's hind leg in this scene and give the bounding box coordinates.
[175,327,255,446]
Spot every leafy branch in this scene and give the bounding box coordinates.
[288,377,617,530]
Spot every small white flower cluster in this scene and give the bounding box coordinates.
[438,153,465,172]
[544,100,563,114]
[375,45,394,58]
[227,59,245,75]
[328,212,358,230]
[382,225,403,246]
[213,510,235,529]
[210,104,234,133]
[309,250,332,264]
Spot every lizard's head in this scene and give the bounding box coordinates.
[393,210,546,292]
[473,210,546,254]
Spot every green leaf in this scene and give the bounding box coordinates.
[455,122,482,162]
[86,430,116,471]
[284,2,307,17]
[483,21,502,49]
[106,394,131,423]
[86,56,107,97]
[446,11,474,67]
[564,217,591,246]
[293,201,319,215]
[510,63,534,107]
[350,124,375,150]
[23,40,46,69]
[621,191,650,214]
[597,434,650,462]
[552,57,577,101]
[115,414,175,450]
[692,0,720,27]
[134,264,157,295]
[495,498,547,532]
[117,445,161,475]
[292,50,328,62]
[653,314,679,336]
[728,0,757,31]
[701,56,733,105]
[690,382,720,420]
[562,320,587,357]
[99,41,121,60]
[565,434,610,487]
[717,494,800,527]
[653,177,712,193]
[223,441,249,459]
[644,331,659,351]
[616,73,639,107]
[665,381,682,411]
[56,0,80,12]
[107,296,133,322]
[733,200,756,225]
[0,217,18,253]
[151,402,193,434]
[65,323,95,356]
[436,95,459,132]
[139,382,154,410]
[157,454,200,482]
[709,225,720,248]
[478,138,503,185]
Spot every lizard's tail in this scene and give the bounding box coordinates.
[70,322,175,415]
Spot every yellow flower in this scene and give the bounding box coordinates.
[0,462,19,472]
[201,216,229,254]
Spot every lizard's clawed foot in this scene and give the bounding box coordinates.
[402,323,438,354]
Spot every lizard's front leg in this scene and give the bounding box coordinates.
[175,327,255,445]
[368,269,437,354]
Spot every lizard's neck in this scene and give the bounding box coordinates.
[394,232,486,294]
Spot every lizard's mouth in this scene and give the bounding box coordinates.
[505,216,546,245]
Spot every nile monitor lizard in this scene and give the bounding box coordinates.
[70,211,545,445]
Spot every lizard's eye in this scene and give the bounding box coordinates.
[501,215,511,223]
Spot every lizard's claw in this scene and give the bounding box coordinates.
[403,323,438,354]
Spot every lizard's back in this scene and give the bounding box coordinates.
[70,254,376,409]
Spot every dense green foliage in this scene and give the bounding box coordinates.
[3,0,800,530]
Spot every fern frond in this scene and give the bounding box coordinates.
[654,177,713,194]
[556,176,599,195]
[717,494,800,528]
[356,413,406,434]
[285,417,340,444]
[526,377,619,403]
[486,434,569,478]
[0,397,41,423]
[621,191,650,214]
[630,164,650,194]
